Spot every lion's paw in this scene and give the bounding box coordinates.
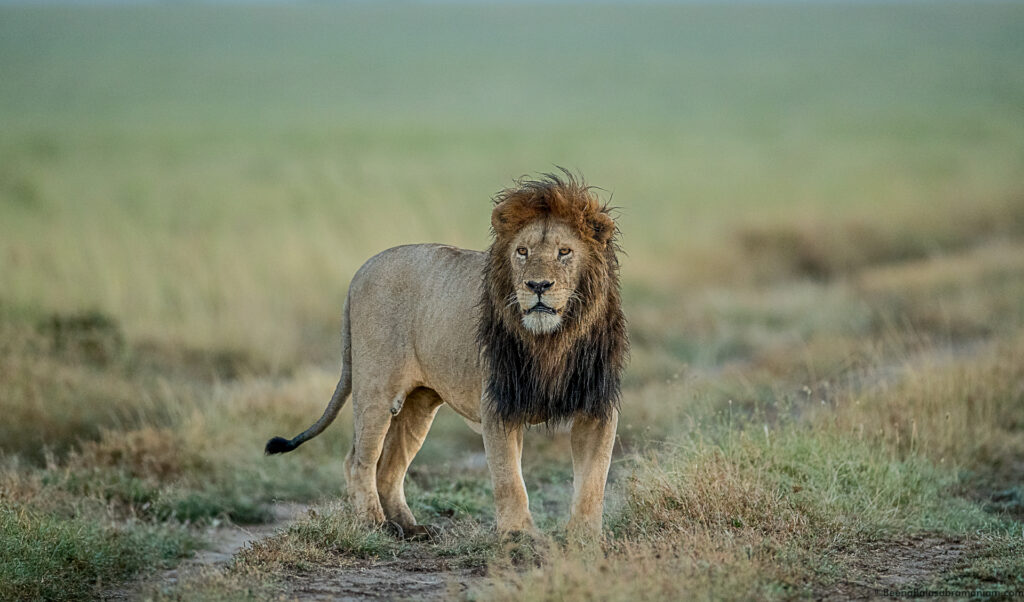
[379,520,405,540]
[403,524,442,542]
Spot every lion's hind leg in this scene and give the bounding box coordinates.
[376,387,443,538]
[346,383,410,527]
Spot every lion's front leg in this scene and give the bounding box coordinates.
[481,414,535,535]
[567,411,618,540]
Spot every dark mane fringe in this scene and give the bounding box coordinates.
[478,169,628,426]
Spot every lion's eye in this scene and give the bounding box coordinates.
[558,248,573,258]
[516,247,528,257]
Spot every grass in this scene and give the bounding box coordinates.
[474,343,1024,601]
[238,503,409,569]
[0,505,195,601]
[2,2,1024,359]
[141,333,1024,600]
[1,1,1023,600]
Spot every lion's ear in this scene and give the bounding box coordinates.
[491,200,525,236]
[491,202,511,235]
[589,211,616,246]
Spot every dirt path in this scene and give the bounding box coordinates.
[818,535,975,600]
[175,503,310,577]
[104,501,480,601]
[102,503,308,601]
[281,560,480,601]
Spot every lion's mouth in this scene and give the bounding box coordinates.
[526,303,558,315]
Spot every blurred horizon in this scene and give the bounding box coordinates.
[0,0,1006,4]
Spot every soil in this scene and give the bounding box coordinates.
[281,560,480,601]
[817,535,974,601]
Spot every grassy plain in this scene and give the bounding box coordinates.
[1,2,1023,600]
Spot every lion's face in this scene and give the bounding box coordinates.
[481,171,627,427]
[506,219,585,334]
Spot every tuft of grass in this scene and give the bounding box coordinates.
[616,427,996,546]
[432,520,504,569]
[236,502,405,572]
[68,426,207,481]
[0,320,172,463]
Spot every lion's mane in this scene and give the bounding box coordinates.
[478,171,628,426]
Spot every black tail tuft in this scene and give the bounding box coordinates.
[265,436,298,455]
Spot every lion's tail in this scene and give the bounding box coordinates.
[265,296,353,455]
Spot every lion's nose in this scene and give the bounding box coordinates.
[525,280,554,295]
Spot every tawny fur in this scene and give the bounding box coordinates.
[265,171,627,539]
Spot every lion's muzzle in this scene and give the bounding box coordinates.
[526,303,558,315]
[519,292,565,333]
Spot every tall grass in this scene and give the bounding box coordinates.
[2,3,1024,361]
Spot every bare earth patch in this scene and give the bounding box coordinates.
[820,535,973,600]
[280,560,479,601]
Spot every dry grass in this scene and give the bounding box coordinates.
[856,241,1024,339]
[735,195,1024,282]
[469,334,1024,601]
[480,539,779,602]
[830,336,1024,471]
[68,427,206,481]
[0,320,171,463]
[236,502,407,570]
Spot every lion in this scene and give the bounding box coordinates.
[265,171,627,539]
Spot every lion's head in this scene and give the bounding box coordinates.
[478,170,628,426]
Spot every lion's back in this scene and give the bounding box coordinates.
[348,244,484,308]
[346,244,486,408]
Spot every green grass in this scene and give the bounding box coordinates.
[0,505,195,602]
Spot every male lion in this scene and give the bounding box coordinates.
[266,171,627,539]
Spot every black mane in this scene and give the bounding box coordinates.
[479,309,625,425]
